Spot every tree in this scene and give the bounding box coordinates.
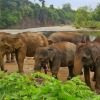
[62,3,72,12]
[39,0,45,8]
[0,0,75,29]
[50,4,54,9]
[75,7,91,26]
[93,4,100,21]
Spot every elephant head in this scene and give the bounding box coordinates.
[74,42,100,89]
[0,35,22,71]
[34,47,55,73]
[74,42,99,76]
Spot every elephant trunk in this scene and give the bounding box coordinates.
[34,59,41,72]
[74,55,83,76]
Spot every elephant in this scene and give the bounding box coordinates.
[34,42,76,79]
[74,41,100,94]
[0,32,48,73]
[0,32,15,63]
[48,32,90,45]
[94,37,100,43]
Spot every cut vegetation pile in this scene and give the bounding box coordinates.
[0,71,100,100]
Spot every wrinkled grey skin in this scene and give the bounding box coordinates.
[34,42,76,79]
[0,32,15,63]
[48,32,90,44]
[74,41,100,94]
[0,32,48,73]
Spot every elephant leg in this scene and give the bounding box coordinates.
[1,65,7,72]
[92,72,96,81]
[6,53,11,63]
[51,66,60,79]
[95,68,100,94]
[49,61,60,79]
[84,66,91,89]
[11,53,15,62]
[15,50,25,73]
[1,58,7,72]
[67,65,74,80]
[95,57,100,94]
[41,64,47,74]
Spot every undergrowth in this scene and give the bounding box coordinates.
[0,71,100,100]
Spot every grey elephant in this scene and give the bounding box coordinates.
[0,32,48,73]
[0,32,15,63]
[74,41,100,94]
[48,32,90,44]
[34,42,76,79]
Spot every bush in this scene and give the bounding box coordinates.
[74,21,100,29]
[0,71,100,100]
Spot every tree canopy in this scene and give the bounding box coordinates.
[0,0,75,29]
[0,0,100,29]
[74,4,100,29]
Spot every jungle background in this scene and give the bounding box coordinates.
[0,0,100,29]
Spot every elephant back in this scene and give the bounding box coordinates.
[17,32,48,46]
[0,32,11,40]
[48,32,90,44]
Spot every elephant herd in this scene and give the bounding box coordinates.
[0,31,100,94]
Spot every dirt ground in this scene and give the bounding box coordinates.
[4,56,95,91]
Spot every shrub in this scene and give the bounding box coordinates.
[0,71,100,100]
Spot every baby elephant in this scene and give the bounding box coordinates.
[34,42,76,79]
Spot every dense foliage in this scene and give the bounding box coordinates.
[0,0,100,29]
[0,71,100,100]
[0,0,75,29]
[74,5,100,29]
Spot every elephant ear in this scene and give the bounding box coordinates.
[13,38,22,49]
[48,49,55,61]
[91,46,99,62]
[76,43,86,54]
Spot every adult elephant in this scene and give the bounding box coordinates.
[74,41,100,94]
[48,32,90,44]
[0,32,48,73]
[0,32,15,63]
[34,42,76,79]
[94,37,100,43]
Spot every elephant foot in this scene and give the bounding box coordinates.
[11,60,15,62]
[92,76,96,81]
[1,68,7,72]
[6,61,11,63]
[67,76,72,80]
[17,71,24,74]
[4,69,7,72]
[52,75,58,79]
[1,69,7,72]
[96,89,100,94]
